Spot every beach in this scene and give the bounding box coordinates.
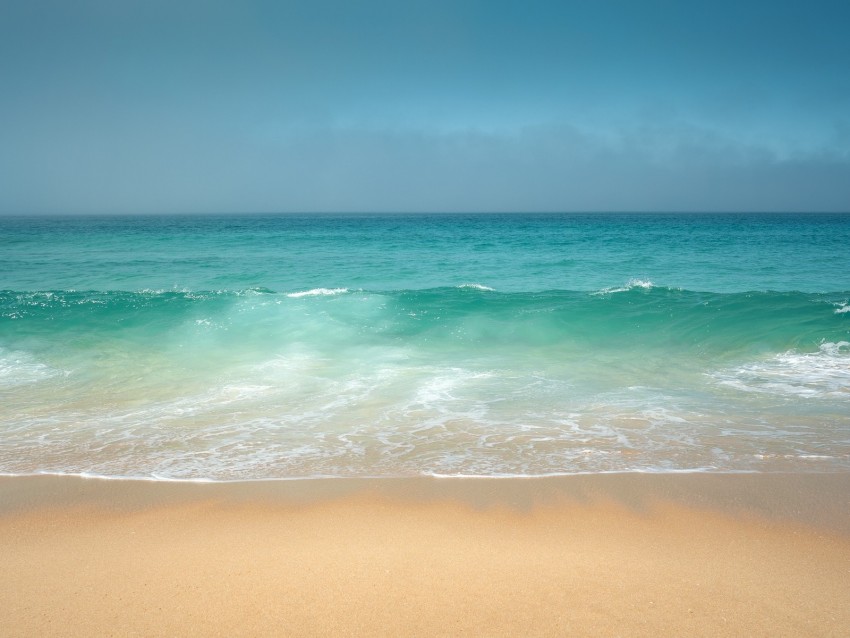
[2,473,849,637]
[3,0,850,628]
[2,214,850,635]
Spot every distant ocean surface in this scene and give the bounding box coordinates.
[2,213,849,481]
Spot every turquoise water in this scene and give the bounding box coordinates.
[1,213,849,479]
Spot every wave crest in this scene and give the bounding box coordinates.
[457,283,496,291]
[286,288,349,298]
[591,279,655,295]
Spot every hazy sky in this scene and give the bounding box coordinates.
[2,0,849,213]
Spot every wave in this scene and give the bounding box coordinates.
[3,286,848,353]
[591,278,656,295]
[456,283,496,291]
[286,287,350,298]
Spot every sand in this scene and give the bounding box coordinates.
[1,473,849,637]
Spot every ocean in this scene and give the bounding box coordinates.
[1,213,849,480]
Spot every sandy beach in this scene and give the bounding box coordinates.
[1,473,848,637]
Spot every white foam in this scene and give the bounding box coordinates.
[591,278,655,295]
[0,468,762,484]
[4,348,850,480]
[0,348,61,387]
[286,288,349,298]
[834,303,850,314]
[457,283,496,291]
[712,341,850,398]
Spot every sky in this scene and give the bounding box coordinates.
[1,0,849,214]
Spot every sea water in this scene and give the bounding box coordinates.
[1,213,849,480]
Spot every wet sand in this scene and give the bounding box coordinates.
[1,473,849,637]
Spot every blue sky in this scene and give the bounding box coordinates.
[1,0,849,213]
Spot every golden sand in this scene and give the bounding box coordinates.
[1,474,848,637]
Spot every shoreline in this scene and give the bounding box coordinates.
[3,471,850,532]
[2,472,849,636]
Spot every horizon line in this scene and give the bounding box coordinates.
[2,210,849,218]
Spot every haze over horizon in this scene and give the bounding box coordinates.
[2,0,849,214]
